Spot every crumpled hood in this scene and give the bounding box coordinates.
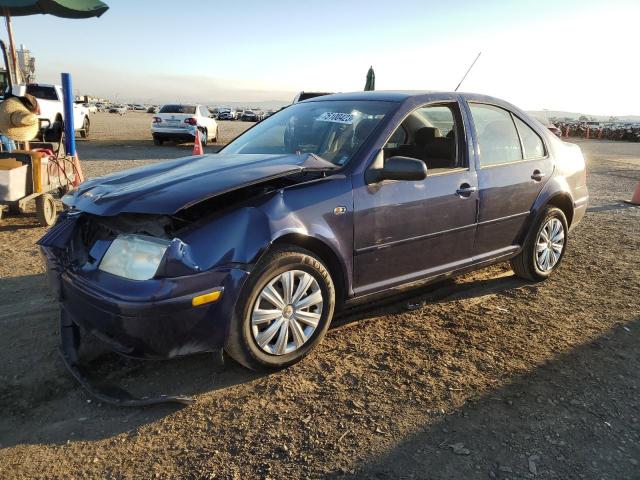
[64,153,337,216]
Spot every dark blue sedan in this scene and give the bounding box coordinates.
[40,91,588,405]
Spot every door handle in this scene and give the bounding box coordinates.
[531,170,546,181]
[456,184,477,198]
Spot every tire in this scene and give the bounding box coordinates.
[153,137,164,146]
[225,246,336,371]
[80,117,90,138]
[511,206,568,282]
[201,128,207,147]
[45,118,63,142]
[212,126,218,143]
[35,193,57,227]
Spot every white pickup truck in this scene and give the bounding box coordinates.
[14,83,91,141]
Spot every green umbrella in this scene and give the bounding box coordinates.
[0,0,108,83]
[364,66,375,91]
[0,0,108,18]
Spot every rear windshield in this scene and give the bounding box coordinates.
[159,104,196,114]
[26,85,58,101]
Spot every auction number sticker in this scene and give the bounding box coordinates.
[317,112,354,124]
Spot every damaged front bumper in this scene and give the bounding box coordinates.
[42,244,249,358]
[41,240,250,406]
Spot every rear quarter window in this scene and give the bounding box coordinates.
[514,116,546,159]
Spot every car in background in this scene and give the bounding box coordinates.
[95,102,107,112]
[109,104,127,115]
[217,107,235,121]
[263,109,276,119]
[21,83,91,140]
[241,109,259,121]
[133,104,147,111]
[147,105,160,114]
[42,91,588,406]
[83,103,98,114]
[151,104,218,146]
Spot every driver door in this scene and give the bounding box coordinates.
[352,102,478,296]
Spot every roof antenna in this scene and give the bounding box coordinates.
[455,52,482,92]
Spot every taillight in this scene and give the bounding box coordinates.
[152,116,161,123]
[184,118,197,126]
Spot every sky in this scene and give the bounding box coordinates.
[5,0,640,115]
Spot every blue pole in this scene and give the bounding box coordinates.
[61,73,76,157]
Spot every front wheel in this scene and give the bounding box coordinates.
[225,246,335,370]
[511,206,568,282]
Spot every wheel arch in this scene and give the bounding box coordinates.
[271,233,348,308]
[545,193,574,227]
[519,178,575,244]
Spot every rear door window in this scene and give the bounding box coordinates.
[469,104,522,166]
[513,116,545,159]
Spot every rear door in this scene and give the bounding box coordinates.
[466,102,553,257]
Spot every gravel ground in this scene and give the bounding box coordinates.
[0,114,638,479]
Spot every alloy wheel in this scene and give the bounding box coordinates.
[535,218,565,272]
[251,270,323,355]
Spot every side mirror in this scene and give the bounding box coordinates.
[366,156,427,184]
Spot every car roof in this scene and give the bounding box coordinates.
[302,90,513,106]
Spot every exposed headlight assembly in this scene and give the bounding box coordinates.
[99,234,170,281]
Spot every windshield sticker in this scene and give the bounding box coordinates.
[317,112,354,124]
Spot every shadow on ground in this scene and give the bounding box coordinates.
[339,316,640,480]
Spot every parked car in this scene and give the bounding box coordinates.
[95,102,107,112]
[241,109,259,121]
[109,104,127,115]
[151,104,218,146]
[40,91,588,405]
[147,105,160,114]
[19,83,91,140]
[133,104,146,111]
[83,102,98,114]
[217,107,235,120]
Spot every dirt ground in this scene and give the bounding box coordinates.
[0,113,638,479]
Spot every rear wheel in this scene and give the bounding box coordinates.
[225,246,335,370]
[511,206,568,281]
[80,116,90,138]
[153,136,164,146]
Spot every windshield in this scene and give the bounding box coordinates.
[160,104,196,114]
[223,100,395,165]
